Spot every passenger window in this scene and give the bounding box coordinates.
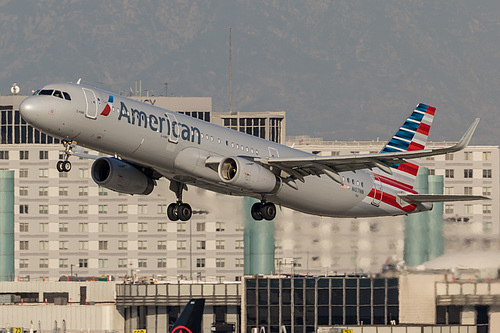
[63,92,71,100]
[53,90,63,99]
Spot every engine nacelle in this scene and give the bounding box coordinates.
[91,157,155,195]
[218,156,281,194]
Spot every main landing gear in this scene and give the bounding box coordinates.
[167,180,193,221]
[56,140,73,172]
[251,201,277,221]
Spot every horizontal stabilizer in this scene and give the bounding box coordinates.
[398,193,489,203]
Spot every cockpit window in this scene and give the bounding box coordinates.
[53,90,63,99]
[37,89,71,101]
[33,89,40,95]
[38,89,54,96]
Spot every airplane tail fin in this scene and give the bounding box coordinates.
[377,103,436,189]
[170,299,205,333]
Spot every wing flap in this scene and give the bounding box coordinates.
[398,193,490,203]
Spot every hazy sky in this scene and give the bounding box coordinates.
[1,0,500,144]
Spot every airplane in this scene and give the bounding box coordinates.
[19,81,488,222]
[170,299,205,333]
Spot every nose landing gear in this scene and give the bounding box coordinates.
[251,201,277,221]
[56,140,73,172]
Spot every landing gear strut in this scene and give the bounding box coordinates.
[56,140,73,172]
[167,180,192,221]
[251,201,277,221]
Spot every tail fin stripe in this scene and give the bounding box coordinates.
[407,141,425,151]
[397,162,419,176]
[417,123,431,135]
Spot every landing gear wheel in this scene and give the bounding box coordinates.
[251,203,264,221]
[167,203,179,221]
[56,161,64,172]
[260,202,277,220]
[62,160,72,172]
[177,203,192,221]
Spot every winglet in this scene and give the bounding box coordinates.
[447,118,480,153]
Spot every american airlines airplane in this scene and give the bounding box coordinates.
[19,82,486,222]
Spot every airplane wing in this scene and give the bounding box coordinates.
[262,118,480,184]
[398,193,490,203]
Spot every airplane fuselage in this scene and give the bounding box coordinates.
[20,83,429,218]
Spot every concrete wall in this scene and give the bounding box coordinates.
[399,273,443,324]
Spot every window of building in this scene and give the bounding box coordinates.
[20,150,29,160]
[445,153,454,160]
[464,204,473,214]
[157,258,167,268]
[79,168,89,178]
[118,241,128,250]
[464,187,473,195]
[79,241,88,250]
[59,171,68,178]
[138,222,148,232]
[79,259,88,268]
[59,222,68,232]
[196,258,205,268]
[59,241,68,250]
[235,240,244,249]
[118,259,128,268]
[444,187,454,195]
[157,240,166,250]
[59,187,68,196]
[78,205,88,214]
[39,187,48,196]
[483,169,492,178]
[483,221,493,232]
[138,259,147,268]
[118,223,128,232]
[216,258,225,268]
[0,151,9,159]
[138,204,148,214]
[39,258,48,268]
[483,204,492,214]
[216,222,225,232]
[445,204,454,214]
[138,241,147,250]
[197,222,206,232]
[19,168,28,178]
[197,240,206,250]
[39,151,48,159]
[464,169,473,178]
[235,258,244,267]
[157,204,167,214]
[39,168,48,178]
[464,151,473,160]
[98,205,108,214]
[19,222,29,232]
[216,240,225,250]
[482,152,491,160]
[158,222,167,231]
[19,205,29,214]
[177,240,186,250]
[445,169,454,178]
[99,259,108,268]
[19,259,29,268]
[39,223,48,232]
[79,186,88,196]
[19,187,28,196]
[58,205,68,214]
[177,258,187,268]
[20,241,29,250]
[118,204,128,214]
[99,222,108,232]
[483,187,492,196]
[98,187,108,196]
[99,241,108,250]
[39,205,48,214]
[177,222,186,232]
[39,241,49,250]
[79,223,88,232]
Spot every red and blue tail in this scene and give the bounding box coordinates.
[378,103,436,189]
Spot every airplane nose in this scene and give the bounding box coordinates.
[19,97,41,124]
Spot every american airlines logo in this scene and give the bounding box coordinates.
[112,101,201,145]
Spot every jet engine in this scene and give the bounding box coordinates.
[91,157,155,195]
[218,157,281,193]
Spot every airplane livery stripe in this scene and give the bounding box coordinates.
[416,122,431,135]
[367,188,417,213]
[376,174,418,193]
[397,162,419,176]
